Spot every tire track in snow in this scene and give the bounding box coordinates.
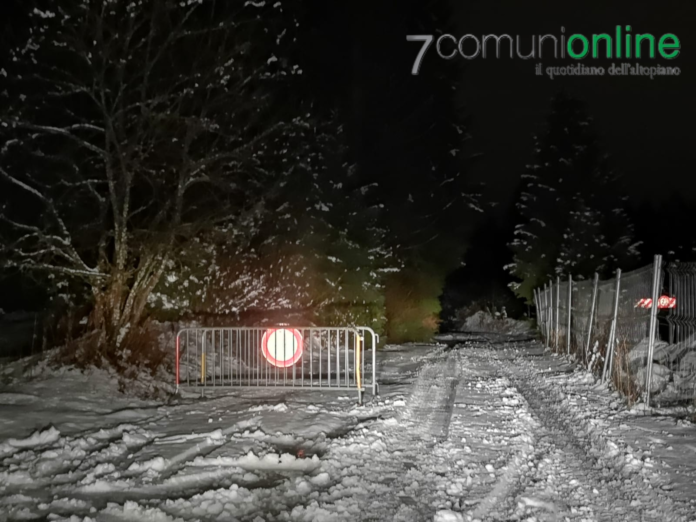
[444,352,542,521]
[402,350,461,444]
[378,348,464,520]
[353,347,530,521]
[466,390,538,520]
[484,342,691,522]
[300,347,467,521]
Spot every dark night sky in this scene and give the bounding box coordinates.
[450,0,695,214]
[1,0,693,213]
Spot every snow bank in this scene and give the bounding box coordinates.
[0,426,61,456]
[434,510,465,521]
[457,310,533,335]
[189,451,322,473]
[102,500,184,521]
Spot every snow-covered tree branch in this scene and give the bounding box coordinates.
[0,0,300,353]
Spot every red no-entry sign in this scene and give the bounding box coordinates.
[261,328,304,367]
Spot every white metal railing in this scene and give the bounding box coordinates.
[176,326,379,404]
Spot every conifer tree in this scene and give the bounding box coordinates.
[508,93,639,302]
[299,0,480,340]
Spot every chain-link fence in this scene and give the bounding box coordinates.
[610,264,659,403]
[569,276,596,364]
[532,256,688,408]
[535,284,552,349]
[540,278,572,354]
[596,276,619,381]
[664,263,696,404]
[557,278,571,353]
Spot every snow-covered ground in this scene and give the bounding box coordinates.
[1,337,695,521]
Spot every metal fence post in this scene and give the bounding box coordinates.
[603,269,621,383]
[538,286,544,342]
[567,274,572,355]
[584,272,600,366]
[645,255,663,409]
[668,266,674,345]
[371,330,378,396]
[555,276,561,350]
[534,288,543,336]
[541,286,548,343]
[548,280,554,348]
[543,283,549,348]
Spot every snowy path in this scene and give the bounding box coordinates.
[485,346,690,521]
[1,338,695,521]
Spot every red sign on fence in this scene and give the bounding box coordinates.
[261,328,304,367]
[635,296,676,309]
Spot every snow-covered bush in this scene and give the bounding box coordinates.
[147,123,394,335]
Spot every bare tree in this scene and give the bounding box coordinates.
[0,0,300,355]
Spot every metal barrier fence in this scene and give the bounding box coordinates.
[665,263,696,403]
[175,327,378,404]
[534,255,683,408]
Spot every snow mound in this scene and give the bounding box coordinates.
[0,426,60,456]
[103,500,184,521]
[190,451,322,472]
[460,310,533,335]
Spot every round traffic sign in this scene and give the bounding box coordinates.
[261,328,303,367]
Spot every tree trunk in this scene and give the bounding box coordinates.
[88,255,166,361]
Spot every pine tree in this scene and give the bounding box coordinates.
[297,0,480,340]
[556,197,608,278]
[508,92,639,302]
